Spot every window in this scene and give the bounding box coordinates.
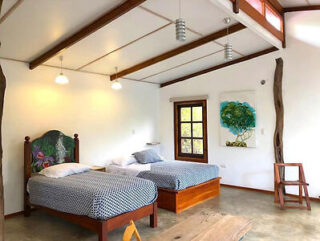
[243,0,283,32]
[265,5,282,31]
[174,100,208,163]
[246,0,263,14]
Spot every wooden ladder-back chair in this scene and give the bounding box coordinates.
[123,220,141,241]
[274,163,311,210]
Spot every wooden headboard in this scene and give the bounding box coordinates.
[24,130,79,215]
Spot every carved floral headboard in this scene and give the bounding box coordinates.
[24,130,79,214]
[25,130,79,173]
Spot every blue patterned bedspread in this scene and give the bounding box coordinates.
[137,161,219,191]
[28,171,157,220]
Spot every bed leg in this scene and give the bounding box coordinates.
[99,221,108,241]
[150,202,158,228]
[24,203,31,217]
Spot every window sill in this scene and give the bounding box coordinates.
[175,156,208,163]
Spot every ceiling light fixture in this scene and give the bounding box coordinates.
[224,17,233,61]
[55,56,69,85]
[175,0,186,42]
[111,67,122,90]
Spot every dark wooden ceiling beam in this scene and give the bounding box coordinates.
[233,0,240,14]
[110,23,246,80]
[160,47,278,88]
[0,0,24,25]
[283,5,320,13]
[29,0,145,70]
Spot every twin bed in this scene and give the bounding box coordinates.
[24,130,221,240]
[108,160,221,213]
[24,131,157,241]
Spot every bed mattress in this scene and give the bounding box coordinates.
[28,171,157,220]
[107,161,219,191]
[138,161,219,191]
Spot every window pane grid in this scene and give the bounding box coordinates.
[179,106,204,155]
[175,100,207,162]
[180,121,203,123]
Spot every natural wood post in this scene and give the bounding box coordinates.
[24,137,31,217]
[273,58,285,197]
[74,134,79,163]
[0,1,6,240]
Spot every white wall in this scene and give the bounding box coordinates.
[2,60,159,215]
[159,11,320,198]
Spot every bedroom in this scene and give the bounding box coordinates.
[1,0,320,240]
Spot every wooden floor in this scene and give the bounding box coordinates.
[4,186,320,241]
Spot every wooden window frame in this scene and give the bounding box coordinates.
[231,0,284,42]
[174,100,208,163]
[265,2,283,32]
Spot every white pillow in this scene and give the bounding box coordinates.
[39,163,91,178]
[111,155,137,167]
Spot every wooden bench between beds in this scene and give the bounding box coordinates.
[157,177,221,213]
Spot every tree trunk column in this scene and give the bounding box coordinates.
[273,58,285,195]
[0,1,8,240]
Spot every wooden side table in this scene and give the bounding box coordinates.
[91,166,106,172]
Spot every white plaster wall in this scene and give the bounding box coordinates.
[159,11,320,198]
[2,60,159,215]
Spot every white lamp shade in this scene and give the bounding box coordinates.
[111,80,122,90]
[55,73,69,85]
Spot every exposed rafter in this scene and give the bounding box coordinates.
[160,47,278,88]
[110,23,246,80]
[0,0,24,25]
[283,5,320,13]
[29,0,146,70]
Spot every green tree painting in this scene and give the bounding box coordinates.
[220,101,256,147]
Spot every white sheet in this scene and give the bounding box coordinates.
[106,163,151,177]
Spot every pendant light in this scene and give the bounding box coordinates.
[111,67,122,90]
[224,17,233,61]
[55,56,69,85]
[175,0,186,42]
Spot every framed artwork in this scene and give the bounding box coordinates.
[220,91,256,148]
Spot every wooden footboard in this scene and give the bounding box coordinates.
[27,202,157,241]
[157,177,221,213]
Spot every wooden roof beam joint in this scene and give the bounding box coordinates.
[283,5,320,13]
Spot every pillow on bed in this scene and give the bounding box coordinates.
[39,163,91,178]
[111,155,137,167]
[133,149,163,164]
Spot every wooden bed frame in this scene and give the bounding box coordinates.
[24,132,157,241]
[156,177,221,213]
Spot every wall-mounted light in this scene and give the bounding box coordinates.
[111,67,122,90]
[224,17,233,61]
[175,0,186,42]
[55,56,69,85]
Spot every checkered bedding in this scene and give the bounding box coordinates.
[137,161,219,191]
[28,171,157,220]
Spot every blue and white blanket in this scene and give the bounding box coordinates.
[137,161,219,191]
[28,171,157,220]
